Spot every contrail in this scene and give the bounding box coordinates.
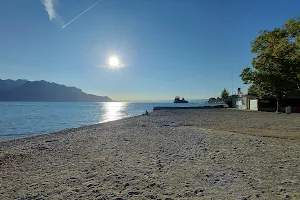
[61,0,103,29]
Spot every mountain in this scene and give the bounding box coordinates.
[0,79,28,91]
[0,79,113,102]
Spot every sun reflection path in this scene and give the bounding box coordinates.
[100,102,126,123]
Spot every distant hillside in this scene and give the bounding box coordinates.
[0,79,112,102]
[0,79,28,90]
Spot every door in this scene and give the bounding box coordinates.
[249,99,258,110]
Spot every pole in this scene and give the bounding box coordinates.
[231,70,234,95]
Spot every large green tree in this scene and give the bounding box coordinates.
[240,17,300,112]
[247,84,257,95]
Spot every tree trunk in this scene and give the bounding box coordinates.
[276,93,282,113]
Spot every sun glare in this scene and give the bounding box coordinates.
[108,56,120,68]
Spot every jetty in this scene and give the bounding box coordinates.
[153,105,225,110]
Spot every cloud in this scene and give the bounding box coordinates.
[41,0,57,21]
[41,0,64,26]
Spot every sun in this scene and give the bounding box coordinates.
[108,56,120,68]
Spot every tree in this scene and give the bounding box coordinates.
[221,88,229,102]
[208,97,216,103]
[240,17,300,112]
[247,84,258,95]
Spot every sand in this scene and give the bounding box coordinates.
[1,109,300,200]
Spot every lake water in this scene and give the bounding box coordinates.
[0,101,212,140]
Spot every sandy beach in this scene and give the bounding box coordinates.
[1,109,300,200]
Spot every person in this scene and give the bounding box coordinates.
[145,111,149,115]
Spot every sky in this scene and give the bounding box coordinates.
[0,0,299,101]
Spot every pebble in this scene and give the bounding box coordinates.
[194,188,204,194]
[144,194,157,199]
[128,191,141,195]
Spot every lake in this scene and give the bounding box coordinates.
[0,101,211,140]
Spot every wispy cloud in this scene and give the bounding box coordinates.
[41,0,64,26]
[41,0,57,21]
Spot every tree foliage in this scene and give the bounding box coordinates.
[221,88,229,102]
[240,17,300,100]
[247,84,257,94]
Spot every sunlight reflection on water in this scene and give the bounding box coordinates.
[100,102,126,123]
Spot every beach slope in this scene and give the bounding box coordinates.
[1,109,300,199]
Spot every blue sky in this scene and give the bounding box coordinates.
[0,0,299,101]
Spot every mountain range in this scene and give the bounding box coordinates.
[0,79,112,102]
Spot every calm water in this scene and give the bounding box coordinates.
[0,101,211,140]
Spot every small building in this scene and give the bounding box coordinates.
[232,89,300,113]
[232,94,247,109]
[232,88,258,110]
[258,93,300,112]
[283,93,300,112]
[232,94,258,110]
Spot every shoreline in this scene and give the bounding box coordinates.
[1,109,300,199]
[0,114,144,143]
[0,105,224,142]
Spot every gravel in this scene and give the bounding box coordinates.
[0,109,299,199]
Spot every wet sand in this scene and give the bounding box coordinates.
[1,109,300,199]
